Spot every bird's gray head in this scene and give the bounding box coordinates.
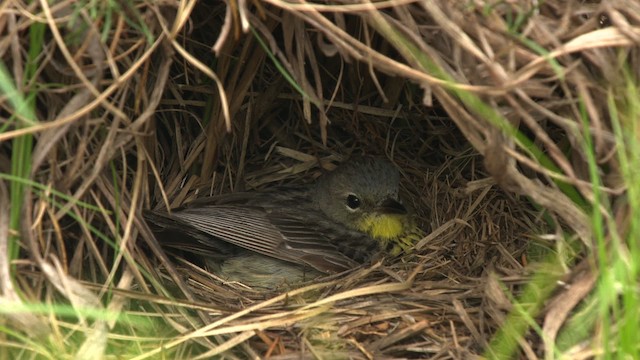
[313,156,407,232]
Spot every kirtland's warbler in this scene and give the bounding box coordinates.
[145,156,424,288]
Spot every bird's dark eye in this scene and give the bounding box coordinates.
[346,194,361,210]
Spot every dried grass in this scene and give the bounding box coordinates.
[1,0,638,358]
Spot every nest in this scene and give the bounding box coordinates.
[1,1,638,359]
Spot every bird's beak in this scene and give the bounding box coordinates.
[376,198,407,215]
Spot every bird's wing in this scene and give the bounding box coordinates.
[151,204,363,273]
[265,210,379,271]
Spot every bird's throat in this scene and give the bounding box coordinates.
[357,214,405,242]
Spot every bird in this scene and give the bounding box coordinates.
[144,156,424,288]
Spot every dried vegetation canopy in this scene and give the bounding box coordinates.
[1,0,638,359]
